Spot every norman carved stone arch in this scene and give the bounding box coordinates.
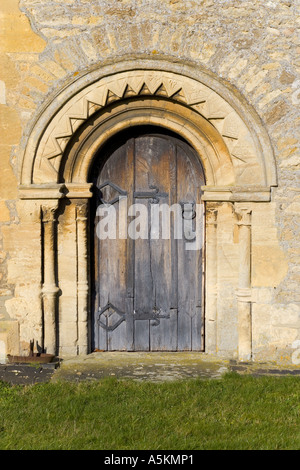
[18,61,277,359]
[20,65,276,189]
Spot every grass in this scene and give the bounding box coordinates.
[0,373,300,450]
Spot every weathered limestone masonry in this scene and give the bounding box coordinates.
[0,0,299,363]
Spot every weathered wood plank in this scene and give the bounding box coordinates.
[125,138,135,351]
[176,143,204,350]
[97,143,131,350]
[133,137,153,350]
[147,137,175,351]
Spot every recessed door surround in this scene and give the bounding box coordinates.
[18,62,276,360]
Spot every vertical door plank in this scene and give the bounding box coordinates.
[125,139,135,351]
[176,144,204,350]
[133,136,152,350]
[148,137,177,351]
[133,136,175,351]
[97,144,131,350]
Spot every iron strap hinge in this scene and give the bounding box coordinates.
[97,303,170,331]
[134,185,168,203]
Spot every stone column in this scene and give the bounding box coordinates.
[41,203,60,355]
[75,200,90,355]
[236,206,252,361]
[205,205,218,353]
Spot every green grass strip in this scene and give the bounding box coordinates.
[0,373,299,450]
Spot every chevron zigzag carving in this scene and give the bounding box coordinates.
[37,70,256,178]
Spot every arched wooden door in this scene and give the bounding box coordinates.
[93,129,205,351]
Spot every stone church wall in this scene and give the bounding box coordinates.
[0,0,299,363]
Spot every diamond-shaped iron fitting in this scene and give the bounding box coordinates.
[97,181,127,205]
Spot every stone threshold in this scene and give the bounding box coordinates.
[0,361,60,385]
[229,360,300,376]
[1,357,300,385]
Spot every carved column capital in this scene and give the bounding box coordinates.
[41,202,59,222]
[206,206,218,225]
[235,204,252,226]
[75,200,89,220]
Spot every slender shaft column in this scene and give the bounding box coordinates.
[42,203,59,355]
[76,201,89,354]
[236,206,252,361]
[205,205,218,353]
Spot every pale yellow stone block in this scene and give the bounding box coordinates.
[279,146,298,159]
[262,62,281,70]
[271,303,300,328]
[0,321,19,359]
[72,14,104,26]
[39,60,66,79]
[0,200,10,222]
[227,58,248,79]
[277,136,298,150]
[0,53,20,91]
[0,80,6,104]
[2,221,41,285]
[258,89,282,108]
[285,200,300,214]
[54,49,77,72]
[199,43,216,63]
[252,245,289,287]
[0,0,45,53]
[252,303,300,360]
[239,65,259,85]
[0,105,19,199]
[24,75,49,93]
[88,16,104,24]
[0,151,17,199]
[79,37,99,62]
[252,287,274,304]
[0,104,21,145]
[252,82,271,99]
[30,65,55,84]
[18,96,36,110]
[40,27,84,39]
[245,70,268,93]
[280,155,300,168]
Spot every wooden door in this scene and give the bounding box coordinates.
[93,130,205,351]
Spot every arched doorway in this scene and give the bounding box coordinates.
[92,127,205,351]
[18,63,277,360]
